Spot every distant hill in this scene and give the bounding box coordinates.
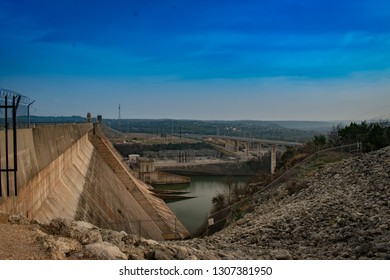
[27,115,87,124]
[272,121,343,131]
[24,117,340,142]
[102,119,330,142]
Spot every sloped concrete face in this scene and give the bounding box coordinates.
[74,138,166,240]
[32,134,93,222]
[0,124,189,240]
[89,131,190,240]
[0,124,93,214]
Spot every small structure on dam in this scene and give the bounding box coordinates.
[129,155,190,186]
[0,107,190,240]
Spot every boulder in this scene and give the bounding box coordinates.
[8,213,30,225]
[49,219,102,245]
[83,242,127,260]
[270,249,292,260]
[100,229,127,247]
[42,235,82,260]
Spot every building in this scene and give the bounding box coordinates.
[132,157,189,185]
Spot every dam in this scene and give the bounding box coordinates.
[0,121,190,240]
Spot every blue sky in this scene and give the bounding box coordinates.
[1,0,390,120]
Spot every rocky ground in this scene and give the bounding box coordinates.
[0,146,389,260]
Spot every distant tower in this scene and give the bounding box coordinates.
[87,112,92,123]
[118,104,122,132]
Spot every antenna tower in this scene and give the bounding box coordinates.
[118,104,122,131]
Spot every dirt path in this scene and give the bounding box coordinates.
[0,224,50,260]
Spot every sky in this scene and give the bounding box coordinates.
[1,0,390,121]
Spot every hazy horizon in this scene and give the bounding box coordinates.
[29,115,363,124]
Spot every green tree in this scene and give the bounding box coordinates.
[338,121,390,152]
[313,134,327,150]
[338,121,369,144]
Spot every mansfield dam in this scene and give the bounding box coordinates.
[0,122,190,240]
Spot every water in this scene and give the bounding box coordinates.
[155,176,248,236]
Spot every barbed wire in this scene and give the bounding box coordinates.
[0,87,34,105]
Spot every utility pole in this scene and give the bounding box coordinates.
[27,100,35,128]
[171,121,173,142]
[118,104,121,132]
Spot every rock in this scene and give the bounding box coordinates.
[355,244,370,256]
[140,238,159,246]
[42,235,82,260]
[100,229,127,247]
[218,252,236,259]
[249,236,258,244]
[49,219,102,245]
[270,249,292,260]
[374,242,389,253]
[154,248,174,260]
[127,248,145,260]
[83,242,127,260]
[175,246,189,259]
[122,234,139,246]
[8,213,30,225]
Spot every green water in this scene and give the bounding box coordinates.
[155,176,248,236]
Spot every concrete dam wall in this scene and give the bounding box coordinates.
[0,124,189,240]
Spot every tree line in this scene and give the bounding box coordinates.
[280,120,390,168]
[324,120,389,152]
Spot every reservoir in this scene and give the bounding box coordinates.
[155,176,248,236]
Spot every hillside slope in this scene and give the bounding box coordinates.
[184,146,390,259]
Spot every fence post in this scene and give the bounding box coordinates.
[205,213,209,236]
[174,218,177,239]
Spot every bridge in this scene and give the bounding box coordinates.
[0,118,190,240]
[203,135,304,174]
